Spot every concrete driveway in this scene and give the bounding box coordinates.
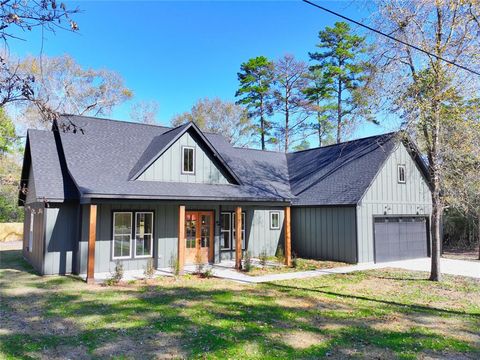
[382,257,480,279]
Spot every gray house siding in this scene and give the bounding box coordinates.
[22,203,45,274]
[75,201,285,275]
[291,207,357,263]
[137,132,230,184]
[356,143,433,263]
[219,205,285,261]
[43,203,79,275]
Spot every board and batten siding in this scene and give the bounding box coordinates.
[22,203,45,274]
[137,132,230,184]
[43,203,79,275]
[219,206,284,261]
[76,202,286,274]
[291,207,357,263]
[356,143,432,263]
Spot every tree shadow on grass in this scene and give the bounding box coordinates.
[1,250,478,359]
[265,282,480,318]
[0,250,36,274]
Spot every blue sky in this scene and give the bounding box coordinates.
[11,0,394,142]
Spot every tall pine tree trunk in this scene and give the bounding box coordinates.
[260,97,265,150]
[317,112,322,147]
[478,215,480,260]
[337,79,342,144]
[284,98,289,152]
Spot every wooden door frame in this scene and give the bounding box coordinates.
[185,210,214,264]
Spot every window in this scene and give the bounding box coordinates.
[221,211,245,250]
[398,165,406,183]
[113,211,155,259]
[135,212,153,257]
[182,146,195,174]
[270,211,280,230]
[113,212,132,259]
[220,212,231,250]
[28,211,34,252]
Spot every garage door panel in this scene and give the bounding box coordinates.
[374,217,428,263]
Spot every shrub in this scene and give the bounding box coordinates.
[276,246,285,264]
[169,254,180,276]
[243,251,252,272]
[105,261,123,286]
[194,252,204,275]
[144,258,156,281]
[201,267,214,278]
[292,252,298,268]
[259,249,268,267]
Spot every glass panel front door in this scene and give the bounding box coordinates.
[185,211,213,264]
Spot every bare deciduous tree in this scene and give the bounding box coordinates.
[0,1,79,123]
[171,97,254,147]
[130,100,160,125]
[272,54,311,152]
[14,54,133,129]
[373,0,480,281]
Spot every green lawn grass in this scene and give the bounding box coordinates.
[1,249,479,359]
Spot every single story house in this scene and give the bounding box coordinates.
[19,115,432,282]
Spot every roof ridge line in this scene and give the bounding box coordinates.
[59,114,172,130]
[289,131,399,154]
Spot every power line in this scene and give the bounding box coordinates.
[302,0,480,76]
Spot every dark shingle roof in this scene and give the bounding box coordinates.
[25,129,78,202]
[287,133,398,205]
[55,115,292,202]
[22,114,412,205]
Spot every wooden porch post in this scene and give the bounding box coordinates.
[178,205,185,275]
[86,204,97,284]
[235,206,242,270]
[284,206,291,267]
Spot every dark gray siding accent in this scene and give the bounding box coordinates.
[137,132,229,184]
[357,143,432,263]
[22,203,45,274]
[43,203,79,275]
[291,206,357,263]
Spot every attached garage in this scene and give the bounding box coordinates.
[373,217,429,263]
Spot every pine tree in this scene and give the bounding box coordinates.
[309,22,373,143]
[235,56,274,150]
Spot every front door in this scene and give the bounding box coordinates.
[185,211,214,264]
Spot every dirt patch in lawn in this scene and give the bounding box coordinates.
[271,329,327,349]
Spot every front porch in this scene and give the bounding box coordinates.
[84,202,292,284]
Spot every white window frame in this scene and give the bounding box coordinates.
[398,164,406,184]
[182,146,195,174]
[270,211,280,230]
[134,212,154,258]
[112,212,133,260]
[28,211,34,252]
[220,212,231,250]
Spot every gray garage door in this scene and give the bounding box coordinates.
[374,217,428,263]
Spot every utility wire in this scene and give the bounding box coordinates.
[302,0,480,76]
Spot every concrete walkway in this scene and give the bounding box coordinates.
[99,257,477,284]
[200,258,479,283]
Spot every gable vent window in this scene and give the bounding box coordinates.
[398,165,406,184]
[182,146,195,174]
